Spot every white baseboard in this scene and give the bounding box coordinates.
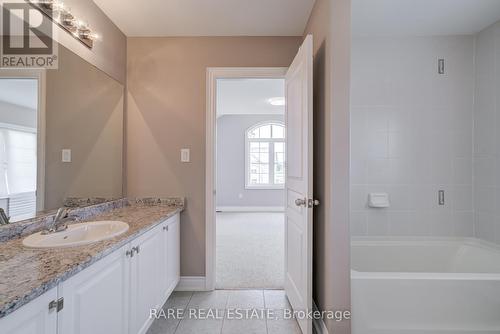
[313,301,329,334]
[175,276,207,291]
[216,206,284,212]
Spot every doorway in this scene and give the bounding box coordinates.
[206,37,313,333]
[215,78,286,289]
[205,67,288,291]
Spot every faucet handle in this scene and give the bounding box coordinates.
[60,216,78,224]
[54,208,69,221]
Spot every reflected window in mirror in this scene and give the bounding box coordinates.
[0,77,40,222]
[0,45,126,223]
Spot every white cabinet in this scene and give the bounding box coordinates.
[0,213,181,334]
[57,244,130,334]
[0,288,57,334]
[129,225,163,334]
[166,215,180,293]
[159,215,181,303]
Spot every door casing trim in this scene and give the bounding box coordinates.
[205,67,287,290]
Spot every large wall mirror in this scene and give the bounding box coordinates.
[0,45,124,222]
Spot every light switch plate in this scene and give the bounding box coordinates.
[62,149,71,163]
[181,149,190,163]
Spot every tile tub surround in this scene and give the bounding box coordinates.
[474,21,500,244]
[350,35,475,238]
[0,198,184,318]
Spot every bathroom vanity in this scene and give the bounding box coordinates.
[0,27,183,334]
[0,199,183,334]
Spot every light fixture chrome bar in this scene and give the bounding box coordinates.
[26,0,99,49]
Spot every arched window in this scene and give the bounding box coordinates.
[245,121,285,189]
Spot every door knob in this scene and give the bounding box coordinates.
[295,198,320,208]
[295,198,307,207]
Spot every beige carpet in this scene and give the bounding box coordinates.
[216,212,284,289]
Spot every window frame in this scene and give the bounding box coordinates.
[245,121,285,190]
[0,123,37,197]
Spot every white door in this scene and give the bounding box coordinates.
[0,288,57,334]
[58,244,130,334]
[284,34,314,334]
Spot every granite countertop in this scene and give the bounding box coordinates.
[0,199,184,319]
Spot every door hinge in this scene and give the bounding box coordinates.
[49,297,64,312]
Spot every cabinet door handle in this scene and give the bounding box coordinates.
[126,249,134,257]
[163,226,168,231]
[133,246,140,254]
[48,298,64,312]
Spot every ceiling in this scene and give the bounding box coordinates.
[353,0,500,36]
[217,79,284,117]
[0,79,38,110]
[93,0,315,36]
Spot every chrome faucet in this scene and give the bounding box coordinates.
[41,208,77,235]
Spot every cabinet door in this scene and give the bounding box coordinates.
[159,221,169,303]
[167,214,180,292]
[129,226,162,334]
[159,214,180,304]
[0,288,57,334]
[57,244,130,334]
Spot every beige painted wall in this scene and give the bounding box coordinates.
[126,37,301,276]
[304,0,352,332]
[45,46,124,210]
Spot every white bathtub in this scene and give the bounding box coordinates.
[351,237,500,334]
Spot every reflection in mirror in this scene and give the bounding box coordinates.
[0,79,38,222]
[0,45,124,223]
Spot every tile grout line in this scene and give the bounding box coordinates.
[173,291,194,334]
[220,290,230,334]
[263,290,269,334]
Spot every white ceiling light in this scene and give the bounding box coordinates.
[217,79,285,117]
[268,97,285,106]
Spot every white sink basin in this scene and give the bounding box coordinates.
[22,221,129,249]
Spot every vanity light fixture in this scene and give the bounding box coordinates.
[268,97,286,106]
[27,0,100,49]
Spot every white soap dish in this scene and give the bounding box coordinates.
[368,193,390,208]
